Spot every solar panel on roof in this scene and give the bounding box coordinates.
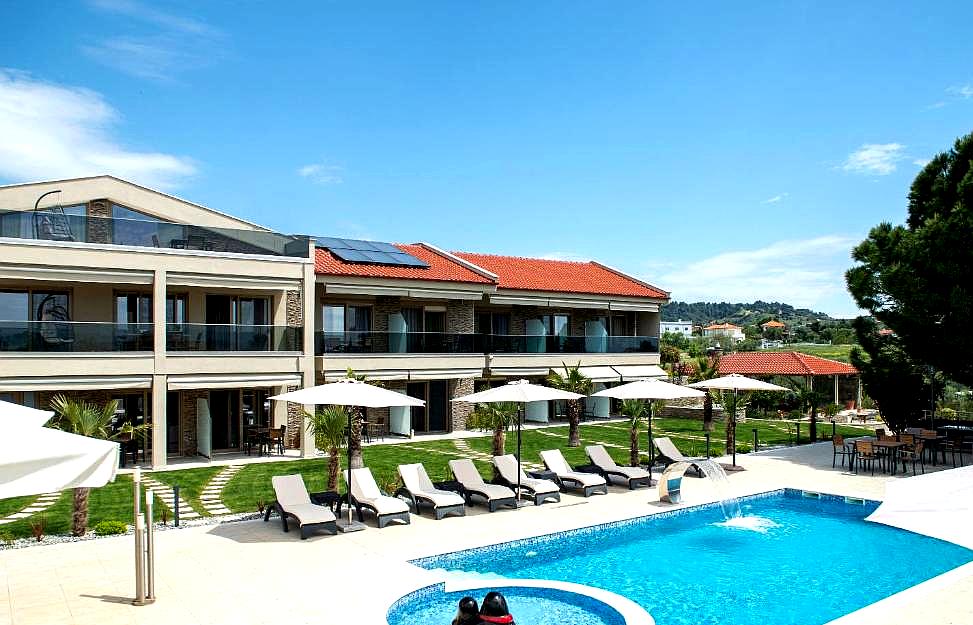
[316,236,429,268]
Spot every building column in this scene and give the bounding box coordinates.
[834,375,840,406]
[299,246,316,458]
[151,269,167,468]
[273,289,288,326]
[272,383,288,428]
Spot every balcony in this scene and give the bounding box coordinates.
[0,210,310,258]
[0,321,153,352]
[167,324,303,352]
[315,331,658,355]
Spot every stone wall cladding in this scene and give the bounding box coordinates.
[86,199,112,244]
[446,300,474,333]
[450,377,475,430]
[284,385,302,448]
[659,405,725,420]
[180,389,207,456]
[285,291,303,326]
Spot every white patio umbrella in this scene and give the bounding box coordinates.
[453,379,584,504]
[593,379,706,480]
[689,374,790,466]
[270,379,425,528]
[0,402,119,499]
[866,465,973,549]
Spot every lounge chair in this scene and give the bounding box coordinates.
[448,459,517,512]
[653,437,705,477]
[492,455,561,505]
[397,463,466,520]
[539,449,608,497]
[343,467,411,528]
[270,474,337,539]
[584,445,653,489]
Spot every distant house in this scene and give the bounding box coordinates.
[761,320,786,331]
[703,323,745,341]
[661,319,693,338]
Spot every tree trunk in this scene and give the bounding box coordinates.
[327,447,340,491]
[725,414,735,458]
[629,424,639,467]
[809,405,818,441]
[349,407,364,469]
[491,427,506,480]
[72,487,90,537]
[567,400,581,447]
[703,393,714,432]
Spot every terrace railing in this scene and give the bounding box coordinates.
[315,331,659,355]
[167,324,303,352]
[0,321,153,352]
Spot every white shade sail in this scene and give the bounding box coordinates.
[0,425,119,499]
[866,466,973,549]
[270,379,425,408]
[689,374,790,392]
[613,364,667,380]
[453,379,584,404]
[0,399,54,429]
[593,379,706,401]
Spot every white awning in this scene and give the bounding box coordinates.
[487,366,552,377]
[167,272,300,291]
[0,376,152,392]
[323,369,409,382]
[408,368,482,380]
[866,465,973,549]
[578,366,620,382]
[167,373,302,391]
[613,364,667,380]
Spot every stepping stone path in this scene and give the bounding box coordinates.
[141,476,201,520]
[198,465,243,516]
[0,492,61,525]
[452,438,543,470]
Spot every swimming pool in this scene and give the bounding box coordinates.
[407,489,973,625]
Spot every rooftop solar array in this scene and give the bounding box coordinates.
[314,236,430,268]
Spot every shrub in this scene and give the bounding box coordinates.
[93,520,128,536]
[29,517,45,542]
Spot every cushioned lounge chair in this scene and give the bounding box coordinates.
[653,437,704,477]
[448,459,517,512]
[397,463,466,520]
[539,449,608,497]
[343,467,411,528]
[270,474,337,539]
[492,455,561,505]
[584,445,653,489]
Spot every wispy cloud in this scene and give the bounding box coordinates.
[0,69,195,189]
[913,158,931,167]
[84,0,225,81]
[298,163,344,185]
[946,83,973,99]
[762,193,788,204]
[924,101,947,110]
[842,143,905,176]
[655,235,860,315]
[537,251,592,262]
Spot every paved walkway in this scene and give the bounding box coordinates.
[1,441,971,625]
[0,493,61,526]
[140,478,201,521]
[197,465,243,516]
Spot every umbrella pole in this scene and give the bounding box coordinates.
[732,389,737,467]
[516,404,523,504]
[647,402,653,481]
[347,408,353,523]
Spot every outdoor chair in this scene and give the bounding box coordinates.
[652,437,705,477]
[268,426,286,455]
[397,463,466,520]
[448,459,517,512]
[944,430,971,467]
[855,441,878,476]
[270,474,337,539]
[584,445,653,489]
[492,455,561,505]
[539,449,608,497]
[832,435,854,469]
[342,467,410,528]
[899,440,925,475]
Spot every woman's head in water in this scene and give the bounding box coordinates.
[479,591,513,623]
[457,596,478,617]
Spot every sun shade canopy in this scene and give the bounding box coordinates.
[452,379,584,404]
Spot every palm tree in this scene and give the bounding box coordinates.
[619,399,649,466]
[49,394,118,537]
[344,367,368,469]
[792,385,826,441]
[689,355,720,435]
[546,362,593,447]
[466,402,517,478]
[304,406,347,491]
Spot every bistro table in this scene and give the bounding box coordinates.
[851,438,906,475]
[915,433,947,465]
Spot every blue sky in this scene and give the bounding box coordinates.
[2,1,971,318]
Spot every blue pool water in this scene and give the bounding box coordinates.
[387,585,625,625]
[410,490,973,625]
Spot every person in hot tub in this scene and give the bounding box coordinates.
[478,591,515,624]
[451,596,481,625]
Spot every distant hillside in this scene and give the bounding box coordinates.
[662,301,835,325]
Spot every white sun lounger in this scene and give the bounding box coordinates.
[540,449,608,497]
[270,474,337,539]
[448,459,517,512]
[585,445,653,489]
[492,455,561,505]
[397,463,466,520]
[342,467,411,528]
[653,437,705,477]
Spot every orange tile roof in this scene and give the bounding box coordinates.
[761,320,786,328]
[314,243,494,284]
[718,352,858,376]
[705,323,742,330]
[451,252,668,299]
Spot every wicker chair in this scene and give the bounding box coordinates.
[832,434,853,469]
[855,440,878,475]
[899,440,925,475]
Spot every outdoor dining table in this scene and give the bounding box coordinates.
[915,433,947,465]
[851,438,907,475]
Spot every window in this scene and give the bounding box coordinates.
[0,291,28,320]
[236,297,269,326]
[166,294,187,326]
[111,203,164,247]
[323,304,372,334]
[529,314,569,336]
[32,292,70,321]
[115,293,152,324]
[475,311,510,335]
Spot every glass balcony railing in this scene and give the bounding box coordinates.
[0,210,310,258]
[0,321,153,352]
[167,324,303,352]
[314,331,659,355]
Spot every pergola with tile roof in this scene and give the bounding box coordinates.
[717,351,861,407]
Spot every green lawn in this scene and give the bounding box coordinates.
[773,344,855,363]
[0,494,35,519]
[0,417,873,539]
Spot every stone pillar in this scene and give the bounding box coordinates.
[450,378,475,431]
[151,269,167,468]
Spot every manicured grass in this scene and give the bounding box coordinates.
[0,495,35,519]
[151,466,222,516]
[772,344,856,363]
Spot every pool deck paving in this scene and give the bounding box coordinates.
[1,440,971,625]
